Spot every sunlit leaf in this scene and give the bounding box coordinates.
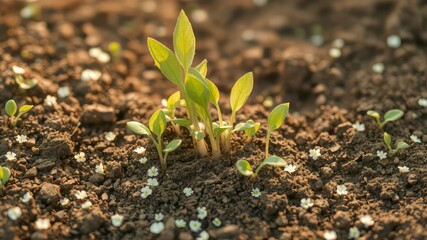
[149,109,167,137]
[167,91,181,110]
[235,159,254,176]
[164,139,182,153]
[383,109,404,123]
[367,110,380,119]
[195,59,208,77]
[185,72,209,107]
[267,103,290,132]
[19,105,33,114]
[5,100,17,117]
[172,118,191,128]
[0,167,11,184]
[230,72,253,113]
[147,38,182,86]
[127,121,151,135]
[213,122,232,137]
[262,155,287,167]
[173,10,195,71]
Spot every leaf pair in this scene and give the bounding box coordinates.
[236,155,287,177]
[383,132,410,154]
[265,103,290,157]
[367,109,404,130]
[5,99,33,127]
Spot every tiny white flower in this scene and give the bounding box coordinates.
[140,186,153,199]
[74,190,88,200]
[300,198,314,209]
[410,135,421,143]
[16,135,28,143]
[212,218,222,227]
[251,188,262,198]
[309,149,321,160]
[57,86,70,98]
[44,95,57,107]
[161,99,167,107]
[372,63,385,74]
[323,230,337,240]
[134,146,146,154]
[111,214,124,227]
[147,178,159,187]
[95,163,105,175]
[74,152,86,163]
[336,184,348,196]
[150,222,164,234]
[418,98,427,107]
[35,218,51,230]
[348,227,360,239]
[360,214,374,228]
[8,207,22,220]
[197,231,209,240]
[387,35,401,48]
[5,151,17,161]
[398,166,409,173]
[81,69,102,82]
[329,48,341,58]
[21,192,33,203]
[105,132,116,142]
[175,219,186,228]
[154,213,164,221]
[12,66,25,75]
[139,157,148,164]
[352,122,365,132]
[147,167,159,177]
[376,150,387,160]
[189,220,202,232]
[197,207,208,220]
[284,164,297,173]
[183,187,194,197]
[81,200,92,209]
[89,47,103,58]
[60,198,70,206]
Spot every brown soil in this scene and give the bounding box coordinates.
[1,0,426,239]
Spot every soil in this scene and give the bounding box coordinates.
[0,0,426,239]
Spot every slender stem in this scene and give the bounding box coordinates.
[216,105,223,127]
[265,131,271,158]
[254,163,265,175]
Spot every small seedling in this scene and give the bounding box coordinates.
[13,66,38,89]
[127,110,181,170]
[0,166,11,187]
[367,109,404,130]
[236,155,287,177]
[5,99,33,127]
[383,132,410,154]
[108,41,122,61]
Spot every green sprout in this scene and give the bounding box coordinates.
[383,132,410,154]
[108,41,122,61]
[12,66,38,89]
[236,103,290,177]
[367,109,404,130]
[0,166,11,188]
[5,99,33,127]
[146,10,255,157]
[127,110,182,170]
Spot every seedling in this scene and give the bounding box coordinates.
[383,132,410,154]
[5,99,33,127]
[13,66,38,89]
[236,103,290,177]
[108,41,122,61]
[127,110,181,170]
[367,109,404,130]
[0,166,11,187]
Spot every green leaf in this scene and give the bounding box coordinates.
[0,167,3,179]
[235,159,254,176]
[395,141,410,151]
[195,59,208,77]
[172,118,191,128]
[367,110,380,119]
[15,75,38,89]
[267,103,290,132]
[213,122,232,137]
[206,79,220,106]
[19,105,33,114]
[173,10,195,71]
[245,121,260,137]
[147,38,182,86]
[0,167,11,184]
[262,155,287,167]
[383,109,404,123]
[5,100,17,117]
[384,132,391,146]
[233,121,256,132]
[230,72,253,113]
[149,109,167,137]
[185,72,210,107]
[167,91,181,110]
[192,131,205,141]
[164,139,182,153]
[127,121,151,135]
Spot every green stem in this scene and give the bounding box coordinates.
[254,163,265,175]
[265,131,271,158]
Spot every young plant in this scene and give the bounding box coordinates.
[367,109,404,130]
[162,91,182,136]
[127,110,182,170]
[108,41,122,61]
[236,103,290,177]
[0,166,11,188]
[5,99,33,127]
[383,132,410,154]
[13,66,38,89]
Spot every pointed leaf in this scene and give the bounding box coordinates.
[384,132,392,146]
[268,103,290,132]
[172,118,191,128]
[185,72,209,107]
[235,159,254,176]
[195,59,208,77]
[206,79,220,106]
[1,167,11,184]
[262,155,287,167]
[173,10,195,71]
[147,38,182,86]
[149,109,167,137]
[19,105,33,114]
[167,91,181,110]
[164,139,182,153]
[230,72,253,113]
[127,121,151,135]
[5,100,17,117]
[383,109,404,123]
[232,120,256,132]
[213,122,232,137]
[367,110,380,119]
[395,141,410,151]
